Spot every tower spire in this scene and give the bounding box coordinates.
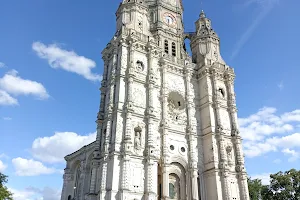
[190,11,225,65]
[200,10,206,18]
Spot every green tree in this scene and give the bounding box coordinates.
[0,172,13,200]
[266,169,300,200]
[248,169,300,200]
[248,177,263,200]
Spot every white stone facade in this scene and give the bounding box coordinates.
[61,1,250,200]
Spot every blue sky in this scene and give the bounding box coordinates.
[0,0,299,199]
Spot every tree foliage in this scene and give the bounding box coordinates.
[248,168,300,200]
[248,177,263,200]
[0,172,13,200]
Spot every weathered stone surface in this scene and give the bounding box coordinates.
[60,2,249,200]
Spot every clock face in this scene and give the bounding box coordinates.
[163,13,176,26]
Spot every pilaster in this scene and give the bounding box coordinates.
[99,161,108,200]
[145,44,159,200]
[159,58,170,200]
[120,39,136,200]
[89,161,100,194]
[61,169,73,200]
[211,68,230,200]
[225,73,250,200]
[185,66,199,200]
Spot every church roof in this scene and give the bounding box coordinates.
[64,141,96,161]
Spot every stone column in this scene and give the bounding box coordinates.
[222,170,230,200]
[102,58,116,154]
[160,60,168,160]
[225,74,249,200]
[96,61,108,151]
[121,40,135,199]
[123,40,135,150]
[99,162,108,200]
[239,172,250,200]
[211,70,227,164]
[146,46,158,200]
[103,120,111,154]
[160,58,169,199]
[147,160,158,200]
[121,155,130,190]
[211,69,230,200]
[89,162,98,194]
[114,39,126,153]
[61,170,73,200]
[185,67,199,200]
[162,164,169,200]
[147,47,155,152]
[78,161,86,200]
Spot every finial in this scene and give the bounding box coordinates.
[200,10,206,18]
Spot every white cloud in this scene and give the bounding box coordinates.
[240,107,300,158]
[28,187,61,200]
[2,117,12,120]
[243,141,276,157]
[32,41,102,81]
[12,157,59,176]
[9,187,60,200]
[239,107,293,141]
[243,133,300,158]
[251,172,271,185]
[0,70,49,99]
[0,90,18,106]
[0,62,6,68]
[0,160,7,172]
[31,131,96,163]
[231,0,279,60]
[281,110,300,122]
[266,133,300,149]
[282,148,300,162]
[9,188,38,200]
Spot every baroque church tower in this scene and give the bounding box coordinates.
[61,1,250,200]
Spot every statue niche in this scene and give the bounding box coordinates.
[134,126,142,151]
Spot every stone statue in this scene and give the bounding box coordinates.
[134,126,142,150]
[226,146,233,166]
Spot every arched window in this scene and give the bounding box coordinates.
[169,183,176,199]
[164,40,169,54]
[68,195,72,200]
[172,42,176,56]
[74,165,81,198]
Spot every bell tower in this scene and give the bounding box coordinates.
[60,2,250,200]
[189,11,250,200]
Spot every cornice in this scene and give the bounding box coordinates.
[65,141,96,161]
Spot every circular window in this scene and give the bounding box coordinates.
[168,92,185,111]
[170,145,175,150]
[181,147,186,153]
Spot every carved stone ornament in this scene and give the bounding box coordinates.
[136,60,144,72]
[235,165,245,173]
[219,162,228,169]
[213,44,218,61]
[216,125,224,133]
